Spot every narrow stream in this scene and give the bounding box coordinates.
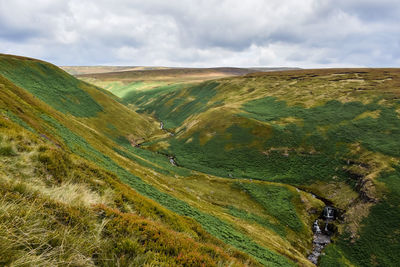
[158,121,178,166]
[308,206,337,265]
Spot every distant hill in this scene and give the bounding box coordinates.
[71,67,270,99]
[61,66,170,75]
[249,67,302,72]
[62,66,301,76]
[75,66,261,80]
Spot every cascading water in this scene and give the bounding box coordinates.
[308,206,337,265]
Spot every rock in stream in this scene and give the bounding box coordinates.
[169,156,177,166]
[308,221,331,265]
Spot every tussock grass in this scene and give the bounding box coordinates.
[0,145,16,156]
[0,118,259,266]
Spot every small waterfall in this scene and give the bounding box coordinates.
[308,206,337,265]
[313,220,321,234]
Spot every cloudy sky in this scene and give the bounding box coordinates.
[0,0,399,67]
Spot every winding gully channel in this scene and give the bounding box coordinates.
[154,121,340,265]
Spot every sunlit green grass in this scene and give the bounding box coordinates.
[0,54,103,117]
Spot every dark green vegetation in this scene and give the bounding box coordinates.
[242,97,400,158]
[105,67,400,266]
[235,183,304,233]
[123,83,185,107]
[136,82,219,129]
[0,54,103,117]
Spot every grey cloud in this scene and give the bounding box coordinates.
[0,0,399,67]
[333,0,400,21]
[0,27,41,42]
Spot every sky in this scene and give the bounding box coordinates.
[0,0,399,68]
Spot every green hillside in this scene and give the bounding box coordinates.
[96,68,400,267]
[0,54,103,117]
[0,55,264,266]
[1,54,320,267]
[3,53,400,266]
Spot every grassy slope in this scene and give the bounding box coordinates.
[0,54,103,117]
[111,68,400,267]
[0,116,256,266]
[0,54,310,266]
[0,54,160,143]
[0,68,264,266]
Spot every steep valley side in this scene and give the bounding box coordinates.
[1,53,399,267]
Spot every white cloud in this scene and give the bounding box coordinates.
[0,0,399,67]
